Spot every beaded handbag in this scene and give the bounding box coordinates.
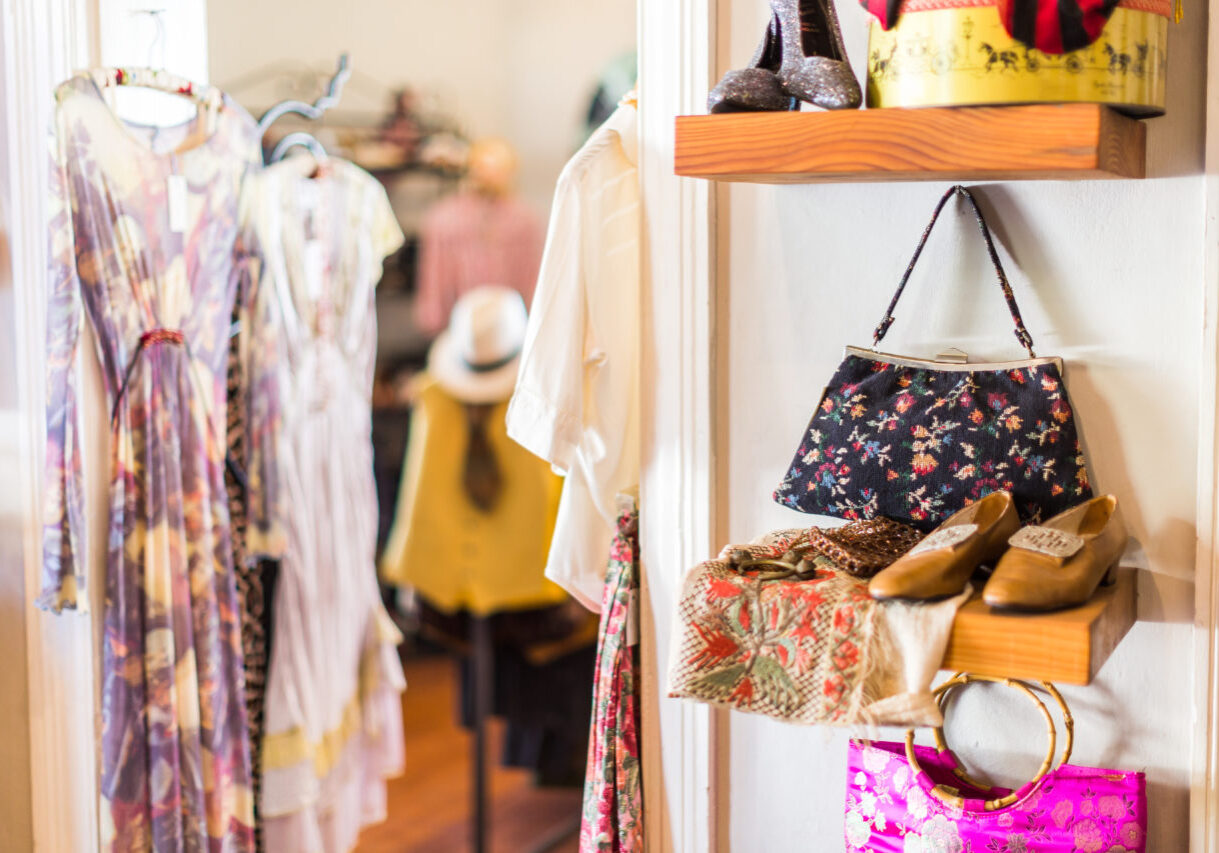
[774,186,1093,531]
[804,517,924,578]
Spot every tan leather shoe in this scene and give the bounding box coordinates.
[868,491,1020,601]
[982,495,1127,612]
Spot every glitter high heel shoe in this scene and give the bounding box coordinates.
[772,0,862,110]
[707,13,798,113]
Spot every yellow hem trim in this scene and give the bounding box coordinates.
[262,633,403,777]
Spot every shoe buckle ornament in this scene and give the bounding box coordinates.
[1009,526,1086,559]
[907,523,978,556]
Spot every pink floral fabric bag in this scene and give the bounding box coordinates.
[845,674,1147,852]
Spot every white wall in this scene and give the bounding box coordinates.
[715,2,1205,851]
[206,0,635,215]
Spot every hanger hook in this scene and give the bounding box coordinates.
[132,8,168,69]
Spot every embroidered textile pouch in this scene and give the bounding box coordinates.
[666,528,968,727]
[775,186,1093,532]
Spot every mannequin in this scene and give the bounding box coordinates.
[414,137,544,334]
[466,136,518,196]
[382,286,591,853]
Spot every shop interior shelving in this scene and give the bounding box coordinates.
[939,569,1136,685]
[679,101,1143,684]
[674,104,1146,183]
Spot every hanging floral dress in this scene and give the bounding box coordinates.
[41,73,279,851]
[241,156,407,853]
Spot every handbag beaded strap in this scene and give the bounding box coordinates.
[872,185,1038,359]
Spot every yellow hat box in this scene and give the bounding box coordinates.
[866,0,1170,116]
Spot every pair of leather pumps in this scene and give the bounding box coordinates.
[869,491,1128,611]
[708,0,861,113]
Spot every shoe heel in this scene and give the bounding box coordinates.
[1101,561,1120,586]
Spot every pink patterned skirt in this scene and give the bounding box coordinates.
[580,499,642,852]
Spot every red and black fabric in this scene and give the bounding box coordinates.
[997,0,1121,54]
[862,0,1120,54]
[861,0,904,30]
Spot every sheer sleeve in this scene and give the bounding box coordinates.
[358,178,405,394]
[39,120,87,612]
[237,209,286,561]
[370,181,405,266]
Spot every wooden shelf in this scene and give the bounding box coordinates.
[940,569,1136,685]
[674,104,1146,183]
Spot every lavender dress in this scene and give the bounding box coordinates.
[41,73,279,851]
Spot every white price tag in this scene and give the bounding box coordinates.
[297,179,320,213]
[167,175,189,233]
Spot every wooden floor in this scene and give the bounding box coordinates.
[355,654,583,853]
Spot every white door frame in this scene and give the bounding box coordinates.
[3,0,101,849]
[636,0,719,850]
[1191,4,1219,848]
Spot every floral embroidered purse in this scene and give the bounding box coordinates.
[774,186,1093,531]
[845,673,1147,852]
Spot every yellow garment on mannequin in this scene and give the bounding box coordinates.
[380,374,568,614]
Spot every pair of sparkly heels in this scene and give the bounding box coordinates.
[708,0,861,113]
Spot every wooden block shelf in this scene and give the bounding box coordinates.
[674,104,1146,183]
[940,569,1137,685]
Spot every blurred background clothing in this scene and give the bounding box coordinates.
[414,191,543,335]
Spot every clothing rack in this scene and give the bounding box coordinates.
[471,617,492,853]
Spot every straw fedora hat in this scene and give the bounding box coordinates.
[428,285,527,404]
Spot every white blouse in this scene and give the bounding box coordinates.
[506,104,640,611]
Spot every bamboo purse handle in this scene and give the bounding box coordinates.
[904,672,1074,811]
[929,673,1075,798]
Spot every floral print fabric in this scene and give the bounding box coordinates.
[774,351,1093,531]
[581,498,643,852]
[845,739,1147,852]
[42,74,271,849]
[668,529,879,724]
